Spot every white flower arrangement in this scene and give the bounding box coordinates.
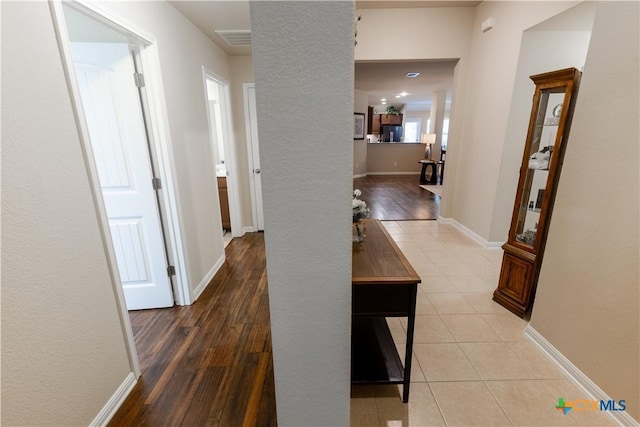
[352,189,371,223]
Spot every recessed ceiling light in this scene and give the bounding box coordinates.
[381,98,386,102]
[405,72,420,78]
[381,101,387,105]
[399,91,408,97]
[395,95,402,98]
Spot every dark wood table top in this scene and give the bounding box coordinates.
[352,219,421,286]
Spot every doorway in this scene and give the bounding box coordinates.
[57,2,188,314]
[243,83,265,231]
[204,71,236,244]
[204,72,233,242]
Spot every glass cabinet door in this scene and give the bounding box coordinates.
[513,88,567,249]
[495,67,580,318]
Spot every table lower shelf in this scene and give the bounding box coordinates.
[351,317,404,384]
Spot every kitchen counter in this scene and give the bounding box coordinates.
[365,143,425,174]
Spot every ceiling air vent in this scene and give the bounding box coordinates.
[215,30,252,46]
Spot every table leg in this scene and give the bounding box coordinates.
[427,163,438,184]
[420,163,429,185]
[402,285,418,403]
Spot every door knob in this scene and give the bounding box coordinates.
[255,168,261,174]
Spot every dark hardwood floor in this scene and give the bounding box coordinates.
[353,175,440,221]
[109,175,433,426]
[109,233,277,427]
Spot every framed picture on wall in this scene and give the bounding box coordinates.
[354,113,365,140]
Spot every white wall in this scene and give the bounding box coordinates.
[92,1,232,299]
[1,2,132,424]
[355,5,477,213]
[250,1,354,425]
[490,4,594,243]
[228,55,256,229]
[444,1,580,241]
[355,5,474,220]
[355,7,476,61]
[530,1,640,421]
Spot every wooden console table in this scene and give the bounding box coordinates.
[351,219,421,402]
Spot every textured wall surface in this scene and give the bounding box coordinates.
[1,2,131,424]
[530,1,640,421]
[250,1,354,425]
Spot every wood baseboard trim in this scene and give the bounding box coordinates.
[192,254,226,302]
[89,372,137,427]
[437,216,503,248]
[525,325,639,427]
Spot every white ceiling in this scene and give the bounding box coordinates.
[356,60,457,112]
[170,1,475,110]
[168,1,252,56]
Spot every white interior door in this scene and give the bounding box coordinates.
[244,84,264,231]
[72,42,173,310]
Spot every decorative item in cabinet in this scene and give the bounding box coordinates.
[493,67,581,318]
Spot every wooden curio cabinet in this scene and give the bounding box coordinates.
[493,68,581,318]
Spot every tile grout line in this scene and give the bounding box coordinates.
[482,379,518,426]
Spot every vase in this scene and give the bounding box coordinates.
[352,221,366,243]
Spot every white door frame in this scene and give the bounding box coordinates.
[243,83,264,231]
[50,0,191,376]
[202,68,243,238]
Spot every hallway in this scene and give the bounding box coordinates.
[109,233,276,426]
[353,175,440,221]
[110,221,613,426]
[351,220,615,426]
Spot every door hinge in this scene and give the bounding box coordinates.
[152,177,162,190]
[134,72,145,88]
[167,265,176,276]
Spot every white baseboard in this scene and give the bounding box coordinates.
[353,173,367,178]
[437,216,503,248]
[242,226,258,234]
[192,253,225,302]
[89,372,137,427]
[525,326,639,427]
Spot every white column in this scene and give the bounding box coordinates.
[429,89,447,162]
[250,2,353,426]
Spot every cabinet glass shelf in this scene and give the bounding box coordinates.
[493,68,581,318]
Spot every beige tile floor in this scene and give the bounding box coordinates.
[350,220,616,427]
